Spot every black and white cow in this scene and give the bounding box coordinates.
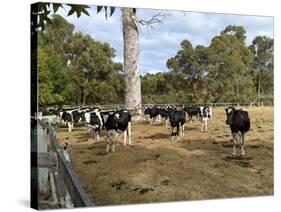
[168,110,186,140]
[144,106,161,124]
[199,106,211,132]
[85,108,104,142]
[159,105,177,127]
[61,109,86,132]
[225,107,250,156]
[104,110,132,153]
[208,106,213,120]
[184,106,201,123]
[144,106,152,122]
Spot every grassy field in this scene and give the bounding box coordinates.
[56,107,273,206]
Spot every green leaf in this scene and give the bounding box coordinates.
[97,6,103,13]
[76,8,82,18]
[67,8,75,16]
[82,8,90,16]
[110,7,115,17]
[104,7,108,19]
[52,3,62,13]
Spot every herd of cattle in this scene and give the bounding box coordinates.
[46,104,250,156]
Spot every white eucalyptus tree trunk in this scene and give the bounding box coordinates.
[122,8,142,119]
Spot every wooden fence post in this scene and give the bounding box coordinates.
[37,117,49,195]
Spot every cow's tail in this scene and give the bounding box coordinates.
[127,112,132,145]
[127,121,132,145]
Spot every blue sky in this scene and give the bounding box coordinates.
[57,5,273,75]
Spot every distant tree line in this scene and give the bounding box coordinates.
[143,25,273,105]
[38,15,273,107]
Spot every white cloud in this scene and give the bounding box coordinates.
[56,5,273,74]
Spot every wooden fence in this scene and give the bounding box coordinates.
[36,119,93,208]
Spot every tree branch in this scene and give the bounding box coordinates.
[138,12,170,28]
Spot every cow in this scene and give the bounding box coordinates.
[61,109,86,132]
[200,106,211,132]
[144,106,162,125]
[85,108,106,142]
[208,106,213,120]
[184,106,201,123]
[104,110,132,153]
[144,106,152,122]
[168,110,186,140]
[225,107,250,156]
[159,105,177,127]
[159,107,170,126]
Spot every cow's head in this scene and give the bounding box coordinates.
[90,112,101,127]
[225,107,235,125]
[203,107,210,118]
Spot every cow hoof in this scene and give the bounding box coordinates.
[232,152,236,156]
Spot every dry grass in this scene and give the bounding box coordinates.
[56,106,274,206]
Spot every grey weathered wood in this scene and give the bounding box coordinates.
[122,8,142,119]
[49,172,59,205]
[57,151,93,207]
[39,120,93,207]
[52,170,66,208]
[37,122,49,194]
[37,152,57,168]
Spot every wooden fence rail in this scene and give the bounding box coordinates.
[39,119,93,208]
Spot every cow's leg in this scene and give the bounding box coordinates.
[112,131,116,152]
[202,119,207,132]
[241,133,245,156]
[127,122,132,145]
[177,124,180,141]
[232,133,238,155]
[106,135,110,153]
[182,124,185,137]
[93,131,96,143]
[170,127,174,141]
[67,122,71,132]
[123,130,127,146]
[94,131,100,143]
[96,132,100,142]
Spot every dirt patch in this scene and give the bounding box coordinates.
[83,160,99,165]
[222,155,253,168]
[111,181,126,190]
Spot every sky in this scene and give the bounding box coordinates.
[57,5,273,75]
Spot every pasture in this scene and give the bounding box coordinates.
[56,107,273,206]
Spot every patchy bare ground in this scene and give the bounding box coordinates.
[56,107,273,206]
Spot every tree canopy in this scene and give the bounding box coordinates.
[38,15,124,106]
[37,15,273,107]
